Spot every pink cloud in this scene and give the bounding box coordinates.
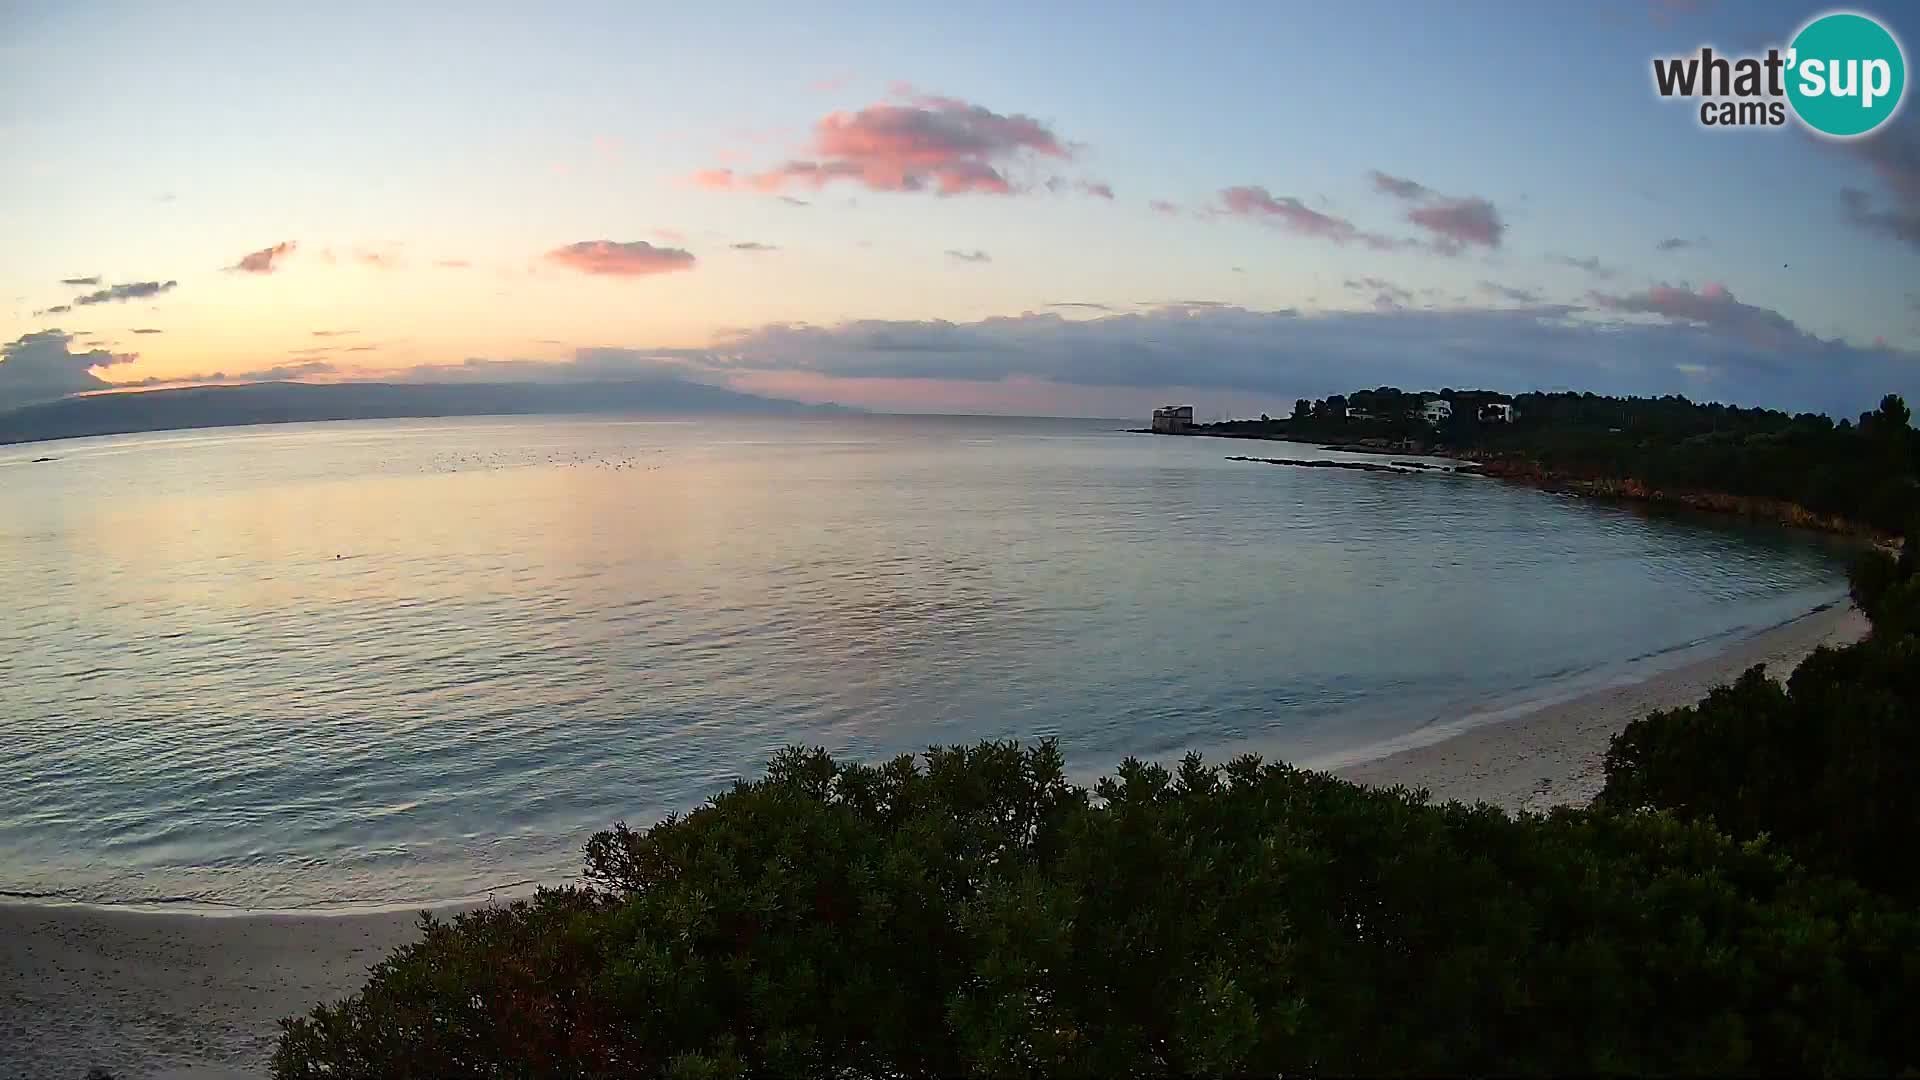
[1361,170,1507,252]
[543,240,696,277]
[1407,196,1505,251]
[1078,179,1115,199]
[1219,186,1397,248]
[229,241,296,274]
[689,94,1072,197]
[435,258,471,269]
[1149,199,1180,215]
[355,250,400,269]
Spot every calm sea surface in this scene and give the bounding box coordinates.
[0,414,1854,909]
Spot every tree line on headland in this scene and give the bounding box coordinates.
[1197,388,1920,536]
[275,544,1920,1073]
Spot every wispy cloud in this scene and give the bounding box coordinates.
[435,258,471,269]
[1479,281,1542,303]
[1345,276,1412,311]
[1368,170,1430,200]
[74,280,178,306]
[1656,236,1695,251]
[945,249,992,263]
[1078,180,1115,199]
[731,241,780,252]
[311,329,358,338]
[230,241,296,274]
[544,240,697,277]
[1547,253,1616,279]
[131,327,164,334]
[1219,185,1396,248]
[58,275,101,286]
[1149,199,1180,215]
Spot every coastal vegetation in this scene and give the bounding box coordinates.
[1598,544,1920,901]
[1197,389,1920,535]
[278,715,1920,1074]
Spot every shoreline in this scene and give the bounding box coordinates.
[0,599,1872,1077]
[1334,598,1868,812]
[0,902,456,1079]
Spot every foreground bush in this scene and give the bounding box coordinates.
[276,741,1920,1077]
[1599,639,1920,900]
[1599,546,1920,900]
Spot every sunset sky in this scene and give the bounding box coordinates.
[3,0,1917,417]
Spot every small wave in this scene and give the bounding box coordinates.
[1,875,555,915]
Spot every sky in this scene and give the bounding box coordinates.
[2,0,1918,418]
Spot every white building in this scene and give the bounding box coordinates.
[1417,398,1453,425]
[1151,404,1195,433]
[1478,402,1519,423]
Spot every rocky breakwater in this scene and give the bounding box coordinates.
[1225,455,1467,476]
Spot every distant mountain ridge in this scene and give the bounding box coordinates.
[0,379,854,446]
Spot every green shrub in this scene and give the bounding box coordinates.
[1603,541,1920,901]
[277,742,1920,1078]
[1599,636,1920,900]
[1850,545,1920,637]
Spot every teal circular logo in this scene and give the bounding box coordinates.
[1787,12,1906,137]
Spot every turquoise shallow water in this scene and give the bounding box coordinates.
[0,414,1853,909]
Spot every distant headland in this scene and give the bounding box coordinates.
[1135,386,1917,539]
[0,378,856,448]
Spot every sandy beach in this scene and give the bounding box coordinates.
[0,904,434,1080]
[1336,599,1869,811]
[0,599,1870,1079]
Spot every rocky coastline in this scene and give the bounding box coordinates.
[1142,426,1885,540]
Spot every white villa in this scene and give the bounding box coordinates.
[1151,404,1195,433]
[1417,398,1453,425]
[1478,402,1520,423]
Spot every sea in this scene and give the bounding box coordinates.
[0,414,1857,910]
